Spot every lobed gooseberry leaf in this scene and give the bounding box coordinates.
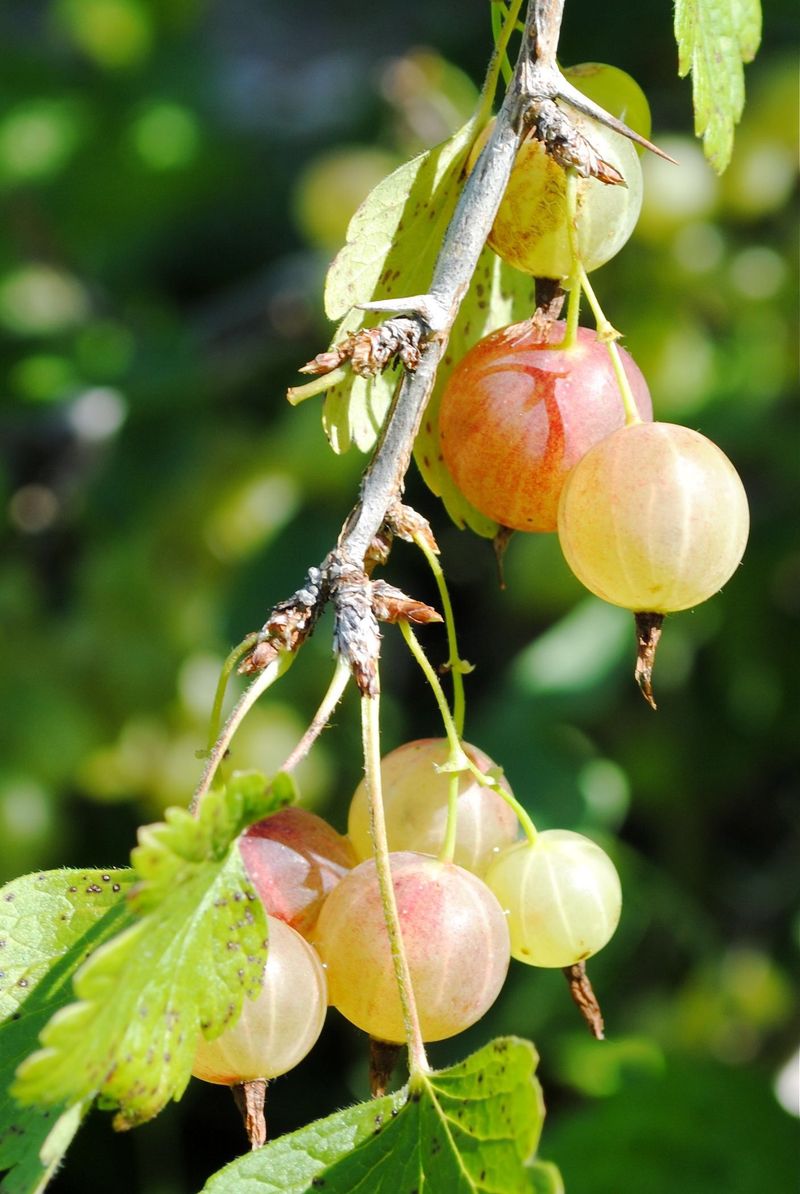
[202,1036,563,1193]
[13,773,289,1130]
[414,250,535,538]
[0,870,134,1193]
[674,0,762,172]
[0,869,136,1022]
[320,118,479,454]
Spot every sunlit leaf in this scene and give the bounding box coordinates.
[203,1037,562,1193]
[320,119,481,453]
[13,774,287,1129]
[0,872,133,1193]
[674,0,762,172]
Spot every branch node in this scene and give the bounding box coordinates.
[330,561,382,696]
[371,580,442,626]
[356,294,449,333]
[300,318,425,381]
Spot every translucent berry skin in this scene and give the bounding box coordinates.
[239,807,356,937]
[557,422,750,612]
[563,63,652,149]
[438,322,652,532]
[192,916,327,1084]
[347,739,519,875]
[484,831,622,968]
[470,110,643,278]
[313,852,511,1044]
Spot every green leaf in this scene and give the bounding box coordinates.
[0,872,134,1193]
[13,774,287,1129]
[674,0,762,172]
[0,869,136,1021]
[413,250,535,538]
[202,1037,562,1193]
[320,119,480,454]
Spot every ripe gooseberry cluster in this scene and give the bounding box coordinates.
[193,742,621,1083]
[439,61,749,660]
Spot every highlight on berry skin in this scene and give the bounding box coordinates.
[438,321,652,533]
[313,851,511,1043]
[556,422,750,613]
[192,916,328,1085]
[484,830,622,968]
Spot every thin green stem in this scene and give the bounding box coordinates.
[190,651,295,813]
[490,2,514,87]
[579,265,641,425]
[399,620,538,848]
[561,168,582,349]
[478,0,525,126]
[287,367,348,406]
[413,533,467,738]
[440,772,461,865]
[460,753,538,846]
[206,633,261,754]
[278,657,351,775]
[361,691,429,1077]
[398,621,463,761]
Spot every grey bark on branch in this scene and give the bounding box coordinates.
[230,0,667,699]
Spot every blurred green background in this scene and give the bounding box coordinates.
[1,0,797,1190]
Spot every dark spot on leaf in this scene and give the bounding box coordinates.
[86,884,102,894]
[431,1137,441,1154]
[0,940,5,948]
[17,978,28,988]
[4,892,15,901]
[480,1170,486,1181]
[112,884,121,893]
[164,1052,171,1063]
[214,898,228,908]
[68,886,77,893]
[311,1179,325,1188]
[423,455,430,468]
[102,874,111,882]
[410,1090,421,1103]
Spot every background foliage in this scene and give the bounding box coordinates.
[0,0,797,1189]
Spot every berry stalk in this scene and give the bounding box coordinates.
[360,691,429,1076]
[578,265,642,426]
[398,620,538,848]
